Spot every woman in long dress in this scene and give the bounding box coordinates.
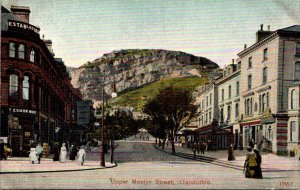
[244,147,257,178]
[29,147,38,164]
[60,143,67,163]
[77,146,86,165]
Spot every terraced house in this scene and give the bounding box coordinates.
[196,25,300,156]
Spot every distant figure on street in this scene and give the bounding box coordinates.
[253,146,263,179]
[0,139,6,160]
[69,144,77,161]
[78,146,86,165]
[200,142,205,154]
[86,141,91,152]
[192,142,197,158]
[29,146,38,164]
[53,144,60,161]
[35,143,43,164]
[244,147,257,178]
[60,143,67,163]
[228,144,235,161]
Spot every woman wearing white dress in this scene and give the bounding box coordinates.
[29,147,38,164]
[77,146,86,165]
[60,143,67,163]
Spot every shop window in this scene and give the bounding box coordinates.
[9,42,16,58]
[290,121,296,142]
[30,48,35,62]
[18,44,25,59]
[23,76,30,100]
[9,74,18,99]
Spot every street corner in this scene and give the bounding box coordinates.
[0,159,117,174]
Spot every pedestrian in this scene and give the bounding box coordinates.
[192,142,197,158]
[35,143,43,164]
[78,146,86,165]
[53,144,60,161]
[196,142,200,154]
[60,143,67,163]
[253,147,263,179]
[69,144,77,161]
[228,144,235,161]
[86,141,91,152]
[200,142,205,154]
[244,147,257,178]
[29,145,38,164]
[0,139,6,160]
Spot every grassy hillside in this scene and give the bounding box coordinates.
[110,77,207,111]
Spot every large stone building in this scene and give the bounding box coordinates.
[0,6,92,156]
[195,25,300,156]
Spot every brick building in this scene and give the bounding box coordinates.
[0,6,87,156]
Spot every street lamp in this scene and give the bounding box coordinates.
[100,71,106,167]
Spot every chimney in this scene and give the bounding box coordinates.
[244,44,247,49]
[232,59,235,64]
[44,39,55,56]
[256,24,273,42]
[11,6,31,23]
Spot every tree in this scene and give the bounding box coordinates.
[143,87,199,153]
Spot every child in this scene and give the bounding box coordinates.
[29,147,38,164]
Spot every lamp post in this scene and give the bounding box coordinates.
[100,72,105,167]
[110,92,117,164]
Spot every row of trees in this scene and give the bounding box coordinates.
[143,87,200,153]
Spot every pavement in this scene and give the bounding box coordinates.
[154,142,300,172]
[0,150,116,174]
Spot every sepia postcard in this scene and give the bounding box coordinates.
[0,0,300,189]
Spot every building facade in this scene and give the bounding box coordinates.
[0,6,84,156]
[195,25,300,155]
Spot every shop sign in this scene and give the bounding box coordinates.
[8,20,40,34]
[77,100,91,125]
[261,117,275,124]
[10,108,37,115]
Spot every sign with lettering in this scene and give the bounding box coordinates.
[77,100,92,125]
[8,20,40,34]
[10,108,37,115]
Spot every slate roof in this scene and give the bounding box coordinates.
[278,25,300,33]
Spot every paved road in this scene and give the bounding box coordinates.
[1,134,299,189]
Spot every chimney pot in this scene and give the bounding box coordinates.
[244,44,247,49]
[232,59,234,64]
[260,24,263,31]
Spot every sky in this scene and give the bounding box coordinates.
[2,0,300,68]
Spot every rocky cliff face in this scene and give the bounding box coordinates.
[70,49,218,104]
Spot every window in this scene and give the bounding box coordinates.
[9,74,18,98]
[237,61,241,70]
[222,89,224,101]
[210,93,212,105]
[235,103,239,119]
[296,43,300,55]
[291,89,298,109]
[9,42,16,58]
[294,62,300,79]
[206,96,208,107]
[263,48,268,60]
[23,76,30,100]
[263,67,268,84]
[227,106,231,121]
[262,93,267,112]
[220,108,224,123]
[290,121,296,142]
[30,48,35,62]
[236,81,239,96]
[248,57,252,68]
[248,75,252,90]
[18,44,25,59]
[228,85,232,99]
[209,112,212,122]
[246,98,253,116]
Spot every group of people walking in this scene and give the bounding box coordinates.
[192,141,207,157]
[244,146,263,179]
[29,143,86,165]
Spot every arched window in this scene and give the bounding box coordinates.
[23,76,30,100]
[30,48,35,62]
[9,74,18,99]
[291,89,298,109]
